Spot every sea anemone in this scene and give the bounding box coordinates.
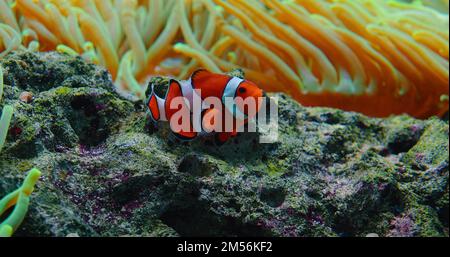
[0,0,448,118]
[0,168,41,237]
[1,65,41,237]
[0,65,13,153]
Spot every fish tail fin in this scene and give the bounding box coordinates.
[145,81,155,103]
[146,86,161,122]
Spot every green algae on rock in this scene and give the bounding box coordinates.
[0,51,448,237]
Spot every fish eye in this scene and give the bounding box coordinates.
[238,87,247,93]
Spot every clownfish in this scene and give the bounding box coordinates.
[145,69,264,144]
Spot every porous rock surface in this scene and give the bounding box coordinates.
[0,51,448,237]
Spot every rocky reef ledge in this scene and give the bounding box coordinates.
[0,51,448,237]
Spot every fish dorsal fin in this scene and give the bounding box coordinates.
[191,69,214,89]
[190,69,231,99]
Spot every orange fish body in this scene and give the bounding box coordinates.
[146,70,264,143]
